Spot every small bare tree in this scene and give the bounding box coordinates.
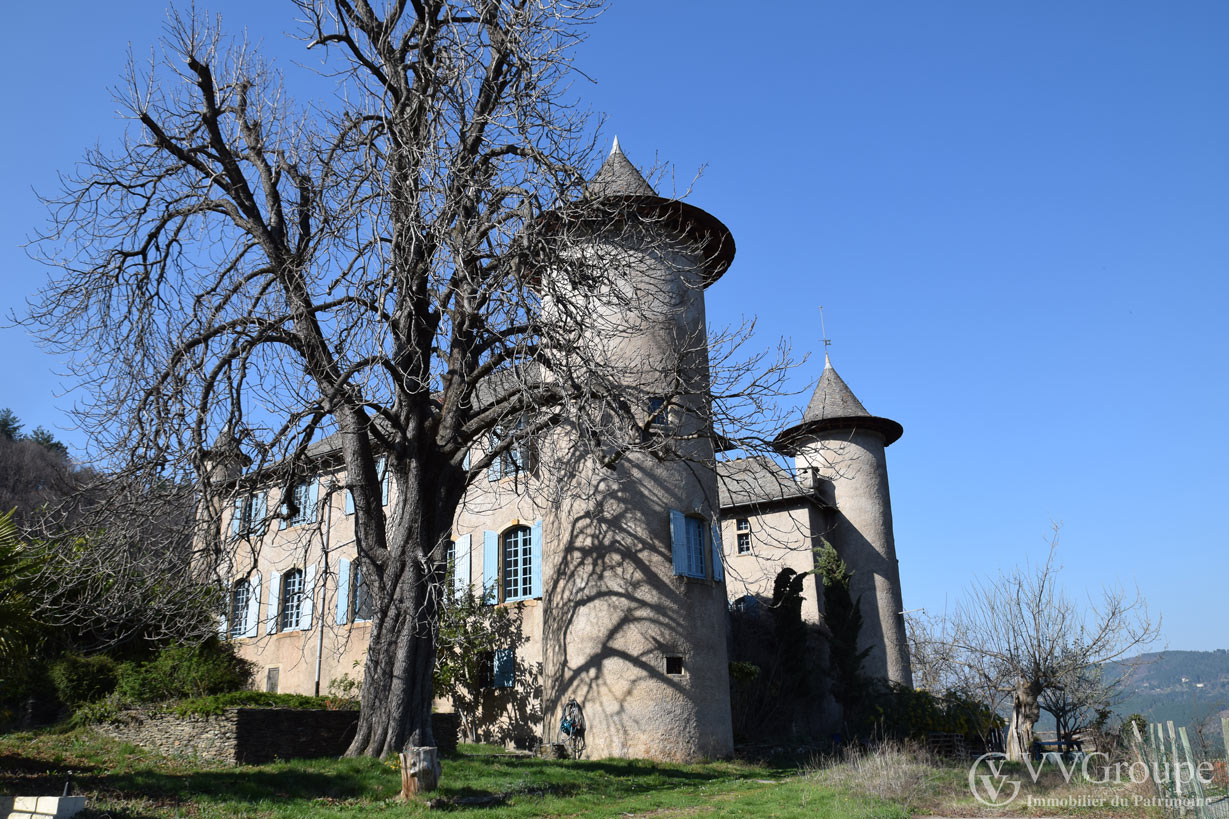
[912,527,1158,761]
[22,1,789,766]
[1039,662,1121,746]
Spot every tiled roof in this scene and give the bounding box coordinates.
[717,455,815,509]
[585,137,657,198]
[774,355,903,449]
[801,356,871,423]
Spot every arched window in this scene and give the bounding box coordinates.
[229,579,250,637]
[502,526,533,601]
[280,568,304,631]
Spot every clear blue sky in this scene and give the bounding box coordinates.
[2,2,1225,651]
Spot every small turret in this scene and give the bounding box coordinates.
[202,424,251,485]
[776,355,913,687]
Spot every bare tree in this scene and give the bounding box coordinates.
[23,1,786,763]
[1039,662,1121,746]
[911,527,1158,761]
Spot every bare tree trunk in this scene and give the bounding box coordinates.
[346,555,439,757]
[1007,678,1042,761]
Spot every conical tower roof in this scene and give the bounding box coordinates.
[775,354,903,451]
[552,138,735,284]
[585,137,657,198]
[802,355,871,422]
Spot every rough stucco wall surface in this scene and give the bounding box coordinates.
[722,505,825,624]
[540,236,733,762]
[797,430,912,686]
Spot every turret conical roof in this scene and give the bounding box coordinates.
[775,354,903,450]
[802,354,871,422]
[556,137,735,284]
[585,137,657,198]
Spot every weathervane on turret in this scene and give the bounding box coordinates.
[819,305,832,365]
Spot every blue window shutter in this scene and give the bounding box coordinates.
[454,534,471,601]
[378,457,389,505]
[493,648,515,688]
[278,490,290,530]
[231,498,243,535]
[669,510,686,576]
[345,489,354,515]
[244,572,261,638]
[301,563,316,630]
[463,448,471,470]
[336,558,351,625]
[530,519,543,599]
[218,612,228,638]
[266,570,281,634]
[710,520,724,582]
[482,530,498,604]
[308,480,320,523]
[253,493,267,534]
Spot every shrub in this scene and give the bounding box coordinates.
[49,653,118,706]
[171,690,335,717]
[325,672,361,710]
[116,639,253,703]
[69,691,123,728]
[870,683,1001,740]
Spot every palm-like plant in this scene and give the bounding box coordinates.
[0,510,41,673]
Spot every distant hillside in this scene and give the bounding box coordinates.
[1106,649,1229,743]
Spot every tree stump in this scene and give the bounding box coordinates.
[399,747,440,796]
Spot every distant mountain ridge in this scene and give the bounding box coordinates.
[1106,648,1229,742]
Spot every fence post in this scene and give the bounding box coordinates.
[1177,727,1207,819]
[1222,717,1229,768]
[1168,721,1183,801]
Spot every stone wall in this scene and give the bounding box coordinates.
[96,707,244,764]
[94,707,456,765]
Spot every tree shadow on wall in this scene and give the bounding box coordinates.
[476,654,543,751]
[540,450,732,758]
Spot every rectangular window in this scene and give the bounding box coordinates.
[239,497,256,533]
[665,655,684,676]
[492,648,515,688]
[684,516,706,578]
[290,482,311,526]
[352,564,372,621]
[486,426,524,481]
[647,397,670,432]
[231,493,266,537]
[444,540,456,590]
[282,479,317,528]
[736,518,751,555]
[228,580,250,637]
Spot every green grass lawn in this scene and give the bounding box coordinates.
[0,729,905,818]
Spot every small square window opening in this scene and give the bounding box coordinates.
[665,655,684,676]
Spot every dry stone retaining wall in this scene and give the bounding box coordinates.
[96,707,458,764]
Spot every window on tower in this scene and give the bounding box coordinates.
[736,518,751,554]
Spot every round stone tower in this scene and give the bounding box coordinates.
[539,140,736,760]
[776,356,913,687]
